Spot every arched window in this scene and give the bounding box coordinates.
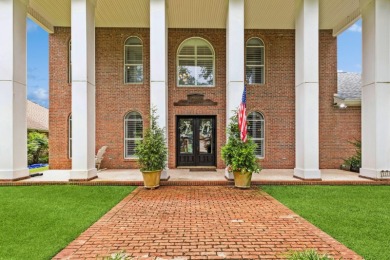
[124,37,143,84]
[247,112,265,157]
[69,114,72,159]
[68,40,72,83]
[246,38,265,84]
[177,37,214,86]
[124,111,143,158]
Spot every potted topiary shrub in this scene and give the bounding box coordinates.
[135,107,167,189]
[221,113,261,188]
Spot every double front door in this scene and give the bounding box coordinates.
[177,116,216,167]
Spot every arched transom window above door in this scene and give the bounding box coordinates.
[177,38,215,87]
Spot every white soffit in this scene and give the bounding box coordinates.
[95,0,149,27]
[167,0,227,28]
[29,0,70,27]
[29,0,151,28]
[319,0,360,31]
[28,0,360,31]
[245,0,295,29]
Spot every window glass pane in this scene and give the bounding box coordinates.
[124,111,143,158]
[247,38,264,47]
[180,46,195,56]
[196,59,214,85]
[126,140,137,157]
[246,47,263,65]
[246,66,264,84]
[126,112,142,120]
[178,59,196,85]
[126,120,143,139]
[125,46,142,65]
[199,119,213,154]
[125,37,141,45]
[248,112,264,157]
[197,46,213,56]
[179,119,193,154]
[248,119,263,138]
[253,139,263,157]
[125,65,143,83]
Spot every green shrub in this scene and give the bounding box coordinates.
[287,249,334,260]
[221,112,261,174]
[27,131,49,165]
[135,107,167,172]
[343,139,361,172]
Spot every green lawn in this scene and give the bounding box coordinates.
[261,186,390,260]
[0,186,136,260]
[29,166,49,174]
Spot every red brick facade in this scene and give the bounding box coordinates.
[49,27,361,170]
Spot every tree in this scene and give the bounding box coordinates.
[27,132,49,165]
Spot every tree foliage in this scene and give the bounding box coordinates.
[27,131,49,165]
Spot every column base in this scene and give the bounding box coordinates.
[70,168,97,181]
[225,167,234,181]
[294,168,322,181]
[160,169,170,181]
[0,168,30,181]
[359,168,388,180]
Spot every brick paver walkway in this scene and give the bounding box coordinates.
[54,186,361,260]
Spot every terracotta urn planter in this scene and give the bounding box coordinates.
[233,170,252,189]
[141,170,161,189]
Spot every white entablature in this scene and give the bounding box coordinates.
[29,0,359,35]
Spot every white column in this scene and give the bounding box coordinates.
[360,0,390,179]
[294,0,321,180]
[70,0,97,180]
[150,0,169,180]
[225,0,245,180]
[0,0,29,181]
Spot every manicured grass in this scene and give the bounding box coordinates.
[0,186,136,260]
[29,166,49,174]
[261,186,390,260]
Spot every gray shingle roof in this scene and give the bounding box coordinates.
[337,72,361,100]
[27,100,48,132]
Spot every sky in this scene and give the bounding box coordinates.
[26,18,363,109]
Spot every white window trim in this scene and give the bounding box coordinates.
[124,36,144,85]
[68,114,72,159]
[176,37,215,87]
[248,111,265,158]
[124,111,143,159]
[246,37,266,85]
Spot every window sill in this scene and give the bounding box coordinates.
[177,85,215,88]
[123,83,144,85]
[124,158,139,162]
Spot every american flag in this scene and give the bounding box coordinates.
[238,85,247,142]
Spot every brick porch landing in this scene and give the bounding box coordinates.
[54,186,361,260]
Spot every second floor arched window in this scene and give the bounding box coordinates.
[246,38,265,84]
[124,37,143,84]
